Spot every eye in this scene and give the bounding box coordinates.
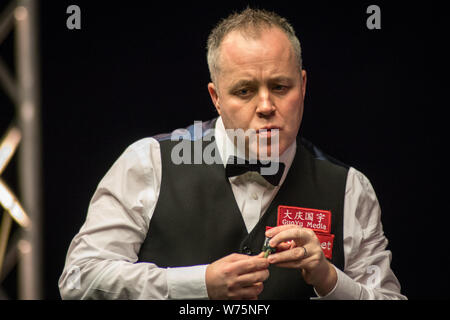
[272,85,289,93]
[233,88,253,98]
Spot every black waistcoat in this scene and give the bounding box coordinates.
[137,119,349,299]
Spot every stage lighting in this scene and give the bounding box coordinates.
[0,126,30,278]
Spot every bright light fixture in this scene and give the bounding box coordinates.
[0,126,30,228]
[0,179,30,228]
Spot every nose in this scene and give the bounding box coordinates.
[256,89,275,117]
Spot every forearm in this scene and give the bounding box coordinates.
[59,258,168,299]
[59,255,210,300]
[313,265,406,300]
[320,167,407,300]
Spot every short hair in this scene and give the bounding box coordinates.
[206,7,303,85]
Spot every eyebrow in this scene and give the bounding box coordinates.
[229,76,294,91]
[229,79,257,90]
[268,76,293,84]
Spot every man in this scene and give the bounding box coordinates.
[59,8,406,299]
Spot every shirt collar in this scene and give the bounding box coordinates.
[214,116,297,186]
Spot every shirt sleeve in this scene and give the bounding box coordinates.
[58,138,209,299]
[313,167,407,300]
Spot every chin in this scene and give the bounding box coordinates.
[246,134,290,160]
[255,143,284,161]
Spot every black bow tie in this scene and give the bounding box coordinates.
[225,156,286,186]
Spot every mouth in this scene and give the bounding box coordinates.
[256,126,281,134]
[254,127,281,141]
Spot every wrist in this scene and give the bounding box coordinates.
[312,261,337,297]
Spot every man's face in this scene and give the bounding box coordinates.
[208,27,306,158]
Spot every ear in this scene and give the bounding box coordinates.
[207,82,221,115]
[301,69,307,100]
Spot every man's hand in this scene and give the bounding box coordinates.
[265,225,337,296]
[206,253,270,300]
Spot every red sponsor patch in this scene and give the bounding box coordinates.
[276,205,334,259]
[277,205,332,234]
[316,233,334,259]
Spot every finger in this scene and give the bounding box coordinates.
[274,255,320,270]
[225,252,265,263]
[225,253,255,263]
[267,246,307,265]
[274,241,292,252]
[269,227,316,248]
[269,243,319,268]
[231,256,269,276]
[235,269,270,287]
[265,224,300,237]
[233,282,264,300]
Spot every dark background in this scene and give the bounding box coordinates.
[0,0,446,299]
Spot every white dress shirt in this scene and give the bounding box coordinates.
[58,117,406,300]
